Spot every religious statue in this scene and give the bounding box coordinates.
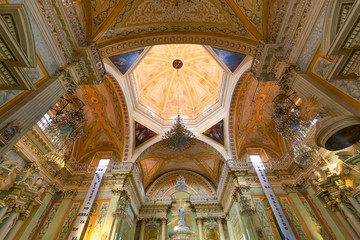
[178,206,185,226]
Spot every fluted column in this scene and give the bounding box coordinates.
[283,183,323,240]
[41,190,77,240]
[196,218,204,240]
[349,197,360,215]
[14,191,53,240]
[335,210,359,239]
[5,209,30,240]
[0,76,68,156]
[0,211,18,240]
[130,217,138,240]
[339,203,360,237]
[101,189,120,240]
[301,178,352,240]
[139,218,147,240]
[161,218,167,240]
[226,216,235,240]
[291,73,358,116]
[217,218,226,240]
[0,198,16,222]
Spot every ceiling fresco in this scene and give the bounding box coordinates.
[202,119,224,145]
[212,48,246,72]
[137,139,224,188]
[133,44,224,119]
[70,77,125,162]
[73,0,277,45]
[134,121,157,147]
[109,49,144,75]
[233,73,286,158]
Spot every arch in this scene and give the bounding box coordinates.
[227,69,251,158]
[103,73,131,162]
[146,170,217,197]
[100,33,256,59]
[132,135,228,163]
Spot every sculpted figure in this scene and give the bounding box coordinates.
[178,206,185,225]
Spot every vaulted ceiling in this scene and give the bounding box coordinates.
[136,139,224,188]
[73,0,278,47]
[70,76,126,163]
[68,0,283,183]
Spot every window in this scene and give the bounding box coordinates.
[37,113,51,131]
[98,159,110,167]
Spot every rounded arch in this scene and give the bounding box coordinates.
[132,135,228,163]
[135,139,225,188]
[227,69,251,158]
[146,170,217,197]
[104,73,131,162]
[100,33,256,58]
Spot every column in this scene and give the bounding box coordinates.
[5,209,30,240]
[283,183,323,240]
[0,212,18,240]
[139,218,146,240]
[217,218,226,240]
[129,217,138,240]
[14,191,53,240]
[303,179,352,239]
[226,216,235,240]
[339,203,360,237]
[196,218,204,240]
[0,198,16,222]
[161,218,167,240]
[41,190,76,240]
[0,76,68,156]
[291,73,358,116]
[349,197,360,215]
[335,210,359,239]
[100,189,119,240]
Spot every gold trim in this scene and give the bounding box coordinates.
[306,47,360,111]
[223,0,263,39]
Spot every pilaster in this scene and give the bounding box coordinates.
[41,190,77,240]
[14,190,53,240]
[282,183,323,240]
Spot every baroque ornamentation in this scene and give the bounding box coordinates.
[100,35,255,58]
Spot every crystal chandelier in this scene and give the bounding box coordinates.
[272,94,320,165]
[161,59,196,151]
[48,97,86,144]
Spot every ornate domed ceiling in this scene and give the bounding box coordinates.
[133,44,223,119]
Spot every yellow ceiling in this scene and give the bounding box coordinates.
[133,44,223,119]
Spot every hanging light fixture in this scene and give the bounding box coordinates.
[48,97,86,144]
[161,59,196,151]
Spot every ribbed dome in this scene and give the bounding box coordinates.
[133,44,223,119]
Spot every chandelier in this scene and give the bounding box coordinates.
[272,94,320,165]
[48,97,86,144]
[161,59,196,151]
[162,115,196,151]
[42,148,65,171]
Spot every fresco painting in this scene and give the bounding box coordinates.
[212,48,246,72]
[135,121,157,147]
[109,49,144,75]
[202,119,224,145]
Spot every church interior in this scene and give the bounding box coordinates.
[0,0,359,239]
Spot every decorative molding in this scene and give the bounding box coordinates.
[100,34,256,58]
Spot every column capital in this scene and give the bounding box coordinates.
[216,218,224,224]
[63,189,77,199]
[282,183,297,193]
[160,217,167,222]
